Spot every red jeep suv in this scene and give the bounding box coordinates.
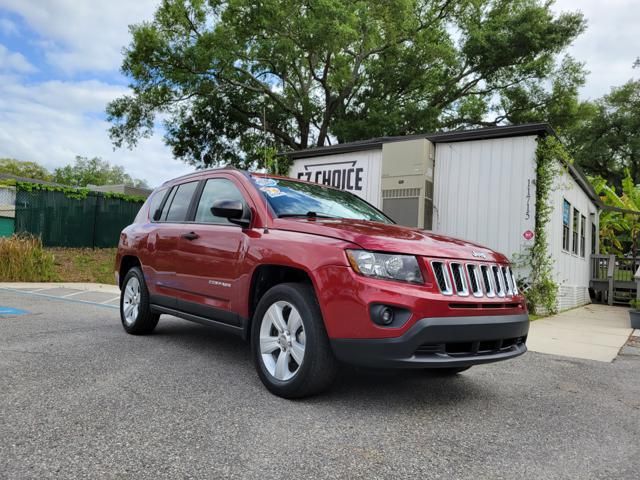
[115,168,528,398]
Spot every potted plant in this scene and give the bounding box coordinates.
[629,299,640,329]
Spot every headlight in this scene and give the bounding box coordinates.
[346,250,424,284]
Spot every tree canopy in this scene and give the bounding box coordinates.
[108,0,586,169]
[0,158,52,181]
[568,80,640,188]
[52,156,149,188]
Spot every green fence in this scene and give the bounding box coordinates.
[14,188,144,248]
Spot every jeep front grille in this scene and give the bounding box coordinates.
[492,266,505,297]
[431,261,453,295]
[466,264,482,297]
[450,263,468,296]
[430,260,518,299]
[415,336,527,357]
[501,266,513,295]
[480,265,494,297]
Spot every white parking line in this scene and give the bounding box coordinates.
[0,287,119,310]
[27,288,56,293]
[100,296,121,305]
[61,291,89,298]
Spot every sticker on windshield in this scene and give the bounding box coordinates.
[260,186,286,198]
[254,178,278,187]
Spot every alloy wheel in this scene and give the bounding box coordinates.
[122,276,141,326]
[259,300,306,381]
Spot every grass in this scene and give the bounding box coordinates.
[0,236,117,283]
[0,235,56,281]
[49,247,117,285]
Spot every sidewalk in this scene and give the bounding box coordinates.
[527,304,633,362]
[0,282,120,308]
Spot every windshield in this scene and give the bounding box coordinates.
[251,176,393,224]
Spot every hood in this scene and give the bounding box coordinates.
[272,218,509,263]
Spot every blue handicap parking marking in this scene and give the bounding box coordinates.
[0,306,29,317]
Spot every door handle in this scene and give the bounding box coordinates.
[181,231,199,241]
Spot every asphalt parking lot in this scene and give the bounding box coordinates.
[1,289,639,479]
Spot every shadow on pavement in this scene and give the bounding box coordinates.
[146,316,498,406]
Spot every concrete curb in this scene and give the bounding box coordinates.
[0,282,119,295]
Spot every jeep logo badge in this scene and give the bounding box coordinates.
[471,251,487,259]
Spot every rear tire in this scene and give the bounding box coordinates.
[120,267,159,335]
[251,283,337,398]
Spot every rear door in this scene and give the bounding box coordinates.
[147,180,199,306]
[137,186,169,296]
[174,176,250,325]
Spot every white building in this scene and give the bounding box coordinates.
[287,123,600,311]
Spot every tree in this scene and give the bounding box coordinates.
[591,171,640,256]
[52,156,149,188]
[0,158,52,181]
[107,0,586,169]
[568,80,640,188]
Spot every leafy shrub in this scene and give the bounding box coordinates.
[0,234,56,281]
[630,299,640,310]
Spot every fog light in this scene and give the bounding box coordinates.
[380,307,394,325]
[370,304,411,327]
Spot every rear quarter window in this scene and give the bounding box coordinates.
[144,188,168,222]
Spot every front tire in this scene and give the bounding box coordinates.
[120,267,159,335]
[251,283,337,398]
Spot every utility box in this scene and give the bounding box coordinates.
[0,186,16,237]
[380,139,434,229]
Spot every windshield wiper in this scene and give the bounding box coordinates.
[278,211,339,219]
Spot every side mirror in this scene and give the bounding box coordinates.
[211,199,250,227]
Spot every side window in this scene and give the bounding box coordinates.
[572,207,580,255]
[580,214,586,258]
[147,188,168,222]
[562,199,570,251]
[195,178,246,225]
[164,181,198,222]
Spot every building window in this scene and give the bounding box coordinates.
[580,214,586,257]
[572,207,580,254]
[562,199,571,251]
[591,221,597,255]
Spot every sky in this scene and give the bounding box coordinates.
[0,1,638,188]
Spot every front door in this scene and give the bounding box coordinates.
[175,177,250,325]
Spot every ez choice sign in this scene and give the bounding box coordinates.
[294,160,365,191]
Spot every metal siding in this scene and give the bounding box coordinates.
[548,167,597,310]
[433,136,537,259]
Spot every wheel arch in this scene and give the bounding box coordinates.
[246,264,317,339]
[119,255,142,288]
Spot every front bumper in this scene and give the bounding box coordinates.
[330,313,529,368]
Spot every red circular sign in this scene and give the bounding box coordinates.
[523,230,534,240]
